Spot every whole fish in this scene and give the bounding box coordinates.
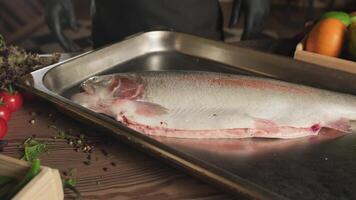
[71,71,356,139]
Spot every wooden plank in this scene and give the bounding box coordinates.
[0,154,29,179]
[0,10,22,30]
[7,17,45,43]
[2,101,232,200]
[14,168,63,200]
[1,0,40,24]
[294,42,356,74]
[0,155,63,200]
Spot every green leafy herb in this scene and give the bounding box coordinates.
[62,167,81,198]
[0,34,60,88]
[64,178,77,188]
[62,168,77,188]
[21,137,48,162]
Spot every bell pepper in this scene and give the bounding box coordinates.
[321,11,351,26]
[347,14,356,60]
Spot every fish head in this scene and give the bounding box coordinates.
[81,75,113,95]
[81,74,144,100]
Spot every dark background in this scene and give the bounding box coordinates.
[0,0,354,53]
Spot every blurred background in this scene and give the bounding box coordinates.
[0,0,354,54]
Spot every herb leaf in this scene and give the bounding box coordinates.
[21,138,48,162]
[64,178,77,188]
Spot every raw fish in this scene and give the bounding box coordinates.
[71,71,356,139]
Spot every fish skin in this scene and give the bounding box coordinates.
[71,71,356,139]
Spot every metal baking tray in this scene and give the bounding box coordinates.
[17,31,356,200]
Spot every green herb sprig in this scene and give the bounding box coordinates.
[20,137,48,162]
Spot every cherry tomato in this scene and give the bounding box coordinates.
[0,91,23,112]
[0,118,8,139]
[0,105,11,121]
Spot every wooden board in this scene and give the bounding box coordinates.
[1,100,233,200]
[0,155,63,200]
[294,41,356,74]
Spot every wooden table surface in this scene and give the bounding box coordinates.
[1,100,234,200]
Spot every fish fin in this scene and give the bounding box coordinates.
[325,118,352,133]
[134,101,168,117]
[112,99,168,116]
[254,119,279,133]
[113,100,168,124]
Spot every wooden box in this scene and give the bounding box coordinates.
[0,154,63,200]
[294,41,356,74]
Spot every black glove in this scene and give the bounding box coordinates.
[43,0,80,52]
[229,0,270,40]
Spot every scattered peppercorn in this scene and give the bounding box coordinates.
[83,160,91,166]
[101,149,108,157]
[102,167,108,172]
[48,124,57,129]
[110,162,116,167]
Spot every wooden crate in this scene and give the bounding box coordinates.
[0,154,63,200]
[294,40,356,74]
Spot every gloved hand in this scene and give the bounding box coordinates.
[42,0,80,52]
[229,0,270,40]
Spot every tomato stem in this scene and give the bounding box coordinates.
[8,85,14,94]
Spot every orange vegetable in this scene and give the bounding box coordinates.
[306,18,346,57]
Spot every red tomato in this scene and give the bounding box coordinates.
[0,91,23,112]
[0,118,7,139]
[0,105,11,121]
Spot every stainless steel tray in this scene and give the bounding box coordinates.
[17,31,356,200]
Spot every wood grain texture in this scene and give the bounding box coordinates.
[1,100,234,200]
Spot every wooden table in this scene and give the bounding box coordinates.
[1,100,234,199]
